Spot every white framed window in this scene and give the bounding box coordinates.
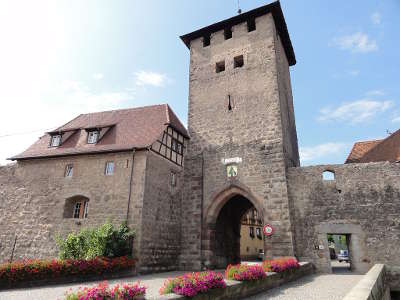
[65,164,73,177]
[50,134,61,147]
[249,226,254,238]
[171,138,183,155]
[87,130,99,144]
[171,172,177,187]
[105,161,114,175]
[72,201,88,219]
[256,227,262,239]
[73,202,81,218]
[83,201,89,218]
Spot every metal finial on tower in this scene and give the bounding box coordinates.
[237,0,242,14]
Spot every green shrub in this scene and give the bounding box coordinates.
[56,222,135,260]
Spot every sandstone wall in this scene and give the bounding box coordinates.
[274,29,299,168]
[139,150,183,273]
[287,162,400,273]
[0,150,184,272]
[0,152,139,262]
[181,12,296,269]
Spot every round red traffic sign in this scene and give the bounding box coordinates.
[263,224,274,236]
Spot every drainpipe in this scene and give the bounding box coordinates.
[126,148,136,222]
[200,151,205,269]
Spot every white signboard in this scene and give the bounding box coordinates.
[222,157,242,165]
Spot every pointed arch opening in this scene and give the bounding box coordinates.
[203,185,265,269]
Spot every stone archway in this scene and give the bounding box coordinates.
[202,185,264,269]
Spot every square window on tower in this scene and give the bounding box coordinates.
[234,55,244,68]
[224,27,232,40]
[203,35,210,47]
[216,61,225,73]
[247,18,256,32]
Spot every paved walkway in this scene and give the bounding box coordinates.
[0,271,189,300]
[247,266,362,300]
[0,265,362,300]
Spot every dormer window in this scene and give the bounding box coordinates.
[87,130,99,144]
[50,134,61,147]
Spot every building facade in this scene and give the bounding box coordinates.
[240,208,264,261]
[1,1,400,274]
[1,105,189,273]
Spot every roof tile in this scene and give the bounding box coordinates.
[10,104,188,160]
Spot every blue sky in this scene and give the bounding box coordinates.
[0,0,399,166]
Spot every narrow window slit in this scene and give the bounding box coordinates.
[228,94,234,111]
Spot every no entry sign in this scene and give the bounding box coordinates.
[263,224,274,236]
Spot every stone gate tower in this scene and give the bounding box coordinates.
[179,1,299,270]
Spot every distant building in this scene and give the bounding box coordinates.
[346,130,400,163]
[240,208,264,260]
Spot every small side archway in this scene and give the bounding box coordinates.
[203,185,265,269]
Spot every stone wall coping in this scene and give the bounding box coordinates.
[156,262,313,300]
[343,264,386,300]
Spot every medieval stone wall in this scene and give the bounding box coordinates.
[0,150,184,272]
[139,150,183,273]
[287,162,400,273]
[181,12,296,269]
[0,152,137,262]
[274,30,299,168]
[0,151,147,262]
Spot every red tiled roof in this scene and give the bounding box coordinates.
[359,129,400,163]
[345,140,382,163]
[10,104,189,160]
[345,129,400,164]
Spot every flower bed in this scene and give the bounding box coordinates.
[65,281,146,300]
[225,264,266,281]
[160,271,226,297]
[0,256,135,288]
[262,257,300,273]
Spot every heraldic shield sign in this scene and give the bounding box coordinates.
[227,165,238,177]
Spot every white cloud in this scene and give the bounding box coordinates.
[332,32,378,53]
[0,79,135,165]
[300,143,347,163]
[332,69,360,79]
[318,99,393,124]
[92,73,104,80]
[392,116,400,123]
[365,90,385,97]
[348,70,360,77]
[135,71,167,87]
[57,80,133,111]
[392,111,400,123]
[371,12,381,25]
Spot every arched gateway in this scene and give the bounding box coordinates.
[203,185,264,269]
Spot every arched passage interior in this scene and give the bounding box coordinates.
[205,192,263,269]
